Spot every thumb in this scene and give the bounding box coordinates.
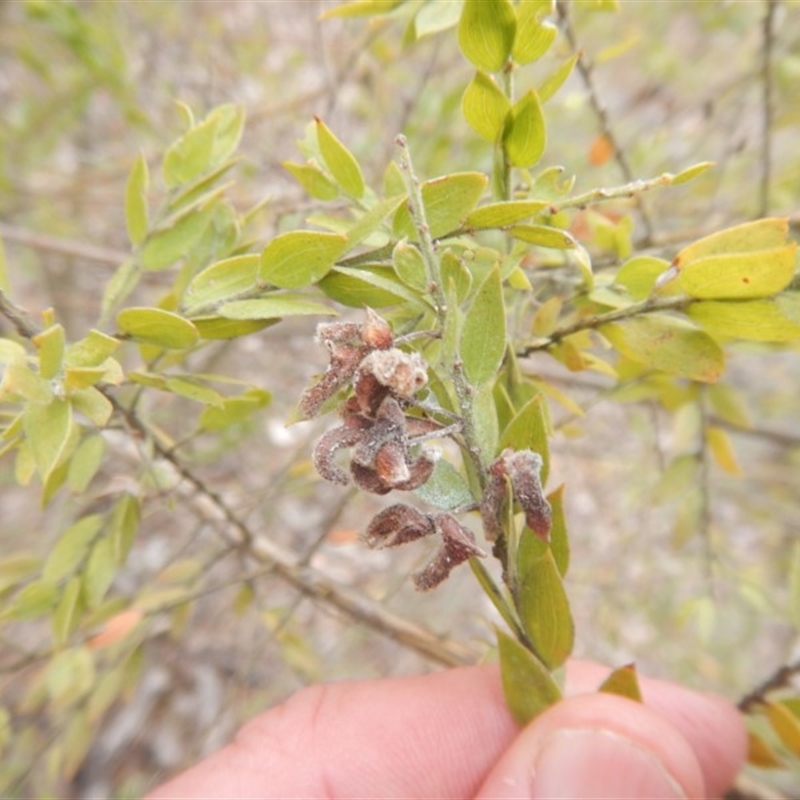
[475,693,706,799]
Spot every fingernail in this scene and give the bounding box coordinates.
[530,729,688,799]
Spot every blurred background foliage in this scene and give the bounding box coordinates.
[0,0,799,796]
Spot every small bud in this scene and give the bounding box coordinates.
[364,503,435,548]
[360,308,394,350]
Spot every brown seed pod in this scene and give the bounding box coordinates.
[413,513,485,591]
[363,503,435,548]
[503,449,551,542]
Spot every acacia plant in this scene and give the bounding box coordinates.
[1,0,799,794]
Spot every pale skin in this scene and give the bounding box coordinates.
[146,659,747,800]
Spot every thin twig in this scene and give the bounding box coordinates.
[519,294,693,357]
[556,0,655,243]
[0,291,477,668]
[759,0,779,217]
[738,658,800,712]
[0,222,127,266]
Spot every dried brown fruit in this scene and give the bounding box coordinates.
[360,307,394,350]
[413,513,486,591]
[363,503,435,548]
[480,457,510,542]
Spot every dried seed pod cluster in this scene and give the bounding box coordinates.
[303,310,438,495]
[480,448,552,542]
[365,503,486,591]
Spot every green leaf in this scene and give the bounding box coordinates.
[283,161,339,200]
[5,579,58,621]
[393,172,489,240]
[110,494,140,565]
[67,434,105,493]
[219,294,335,320]
[42,515,103,583]
[345,194,406,249]
[24,398,74,481]
[315,117,365,198]
[503,90,546,168]
[767,702,800,759]
[499,394,550,482]
[671,161,714,185]
[207,103,245,166]
[198,388,272,432]
[440,251,473,303]
[82,537,116,609]
[412,0,461,38]
[259,231,348,289]
[320,265,430,309]
[461,265,506,385]
[538,52,580,103]
[163,114,218,188]
[462,71,511,142]
[139,204,215,270]
[509,224,575,249]
[53,576,82,646]
[0,358,51,404]
[320,0,403,18]
[32,324,65,380]
[458,0,517,72]
[707,382,750,429]
[470,382,500,459]
[184,254,260,311]
[706,426,742,476]
[125,151,149,247]
[45,647,95,710]
[598,664,643,702]
[65,330,121,369]
[117,307,199,349]
[688,299,800,342]
[600,315,724,383]
[465,200,548,229]
[413,459,475,510]
[517,548,574,669]
[192,316,277,339]
[0,230,9,293]
[513,0,557,64]
[497,627,561,725]
[393,240,428,291]
[676,245,797,300]
[614,256,671,300]
[0,553,40,595]
[164,377,224,407]
[547,485,569,576]
[675,217,791,264]
[70,387,114,427]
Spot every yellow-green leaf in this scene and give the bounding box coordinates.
[70,387,114,427]
[207,103,245,166]
[139,204,215,270]
[184,254,260,311]
[393,240,428,291]
[192,316,276,339]
[7,579,58,621]
[82,537,116,609]
[598,663,643,702]
[219,294,334,320]
[315,118,365,198]
[600,315,724,383]
[42,515,103,583]
[706,426,742,476]
[538,52,579,103]
[465,200,548,229]
[412,459,474,511]
[509,224,575,249]
[503,90,546,168]
[320,0,403,18]
[0,357,52,404]
[458,0,517,72]
[164,377,224,407]
[393,172,489,240]
[259,231,348,289]
[461,266,506,385]
[462,71,511,142]
[767,702,800,759]
[513,0,557,64]
[117,307,199,349]
[110,494,140,565]
[198,388,271,432]
[707,382,750,429]
[615,256,671,300]
[32,324,65,380]
[687,299,800,342]
[440,251,472,303]
[24,398,74,480]
[345,194,406,249]
[671,161,714,186]
[517,547,574,669]
[125,151,149,246]
[53,576,82,646]
[67,434,105,493]
[45,647,95,710]
[497,627,561,725]
[163,114,218,187]
[282,160,339,201]
[547,485,569,576]
[65,330,120,368]
[675,217,791,264]
[676,245,797,300]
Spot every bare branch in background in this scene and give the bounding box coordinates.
[759,0,779,217]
